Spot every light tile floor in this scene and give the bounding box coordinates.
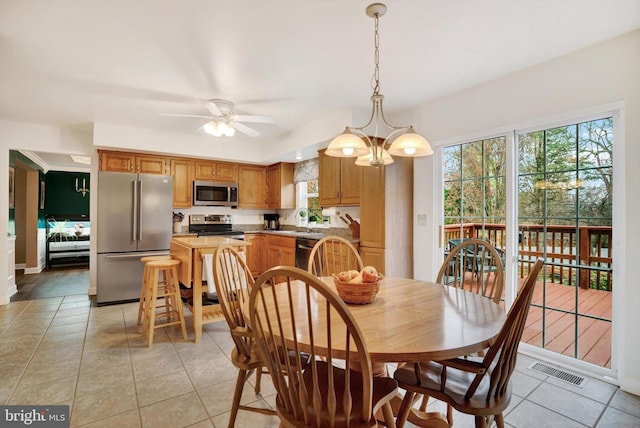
[1,295,639,428]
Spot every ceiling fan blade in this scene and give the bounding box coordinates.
[205,100,222,116]
[232,114,275,124]
[231,122,260,137]
[159,113,210,119]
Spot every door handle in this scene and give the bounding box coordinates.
[132,180,138,241]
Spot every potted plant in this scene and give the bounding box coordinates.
[298,208,308,226]
[308,214,318,227]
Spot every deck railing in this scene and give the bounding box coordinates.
[443,223,613,291]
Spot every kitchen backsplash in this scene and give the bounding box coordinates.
[171,205,360,233]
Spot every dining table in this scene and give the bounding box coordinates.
[250,275,506,428]
[170,236,250,343]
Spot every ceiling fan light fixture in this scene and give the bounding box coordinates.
[203,120,235,137]
[326,3,433,167]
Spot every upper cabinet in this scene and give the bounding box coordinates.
[171,159,193,208]
[194,160,238,182]
[238,165,267,209]
[267,163,295,209]
[318,149,361,206]
[99,151,168,175]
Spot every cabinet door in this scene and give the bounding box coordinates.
[360,165,385,248]
[267,245,295,268]
[100,152,135,172]
[194,161,217,180]
[266,236,296,269]
[340,158,361,205]
[359,247,386,275]
[239,166,267,208]
[216,162,238,182]
[245,234,266,276]
[318,149,341,206]
[266,163,295,209]
[266,164,281,208]
[137,155,168,175]
[171,159,193,208]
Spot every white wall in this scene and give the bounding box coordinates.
[410,30,639,394]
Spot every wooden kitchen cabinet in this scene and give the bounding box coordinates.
[238,165,267,208]
[325,241,361,271]
[267,163,295,209]
[171,158,193,208]
[194,160,238,182]
[265,235,296,269]
[359,156,413,278]
[318,149,361,206]
[99,151,168,174]
[244,233,266,276]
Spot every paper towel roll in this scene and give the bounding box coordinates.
[321,208,340,217]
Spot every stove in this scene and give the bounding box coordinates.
[188,214,244,239]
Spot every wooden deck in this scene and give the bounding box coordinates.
[522,280,612,368]
[459,273,612,368]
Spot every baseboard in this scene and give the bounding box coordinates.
[619,374,640,396]
[0,285,17,305]
[15,263,26,270]
[24,266,44,275]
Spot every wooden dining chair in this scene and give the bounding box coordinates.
[394,258,545,428]
[212,245,276,427]
[307,235,364,277]
[249,266,398,428]
[437,238,505,304]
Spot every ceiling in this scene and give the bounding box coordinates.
[2,0,639,170]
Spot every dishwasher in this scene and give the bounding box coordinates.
[295,237,320,270]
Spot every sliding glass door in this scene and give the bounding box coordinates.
[517,117,613,368]
[440,115,614,369]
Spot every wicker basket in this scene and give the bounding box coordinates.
[333,276,381,304]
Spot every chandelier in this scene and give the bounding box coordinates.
[326,3,433,167]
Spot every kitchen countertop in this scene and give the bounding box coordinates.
[244,229,359,243]
[170,235,250,248]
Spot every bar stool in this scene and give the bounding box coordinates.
[136,255,173,328]
[143,259,188,347]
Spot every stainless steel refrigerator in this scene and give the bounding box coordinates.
[97,171,173,305]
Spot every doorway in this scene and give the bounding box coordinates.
[9,151,91,301]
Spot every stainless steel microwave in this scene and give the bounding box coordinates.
[193,181,239,207]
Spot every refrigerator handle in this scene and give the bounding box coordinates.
[138,180,143,241]
[132,179,138,242]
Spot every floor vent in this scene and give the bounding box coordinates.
[528,362,586,387]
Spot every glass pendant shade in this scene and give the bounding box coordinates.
[387,127,433,157]
[355,147,394,166]
[325,128,369,157]
[203,120,236,137]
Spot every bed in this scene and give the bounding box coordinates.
[46,215,90,269]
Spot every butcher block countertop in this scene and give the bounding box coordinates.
[170,235,249,249]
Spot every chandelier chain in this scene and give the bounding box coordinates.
[372,12,380,95]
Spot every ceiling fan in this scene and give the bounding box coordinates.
[161,99,275,137]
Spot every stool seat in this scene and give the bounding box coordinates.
[142,258,187,347]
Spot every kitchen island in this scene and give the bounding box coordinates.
[170,236,250,342]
